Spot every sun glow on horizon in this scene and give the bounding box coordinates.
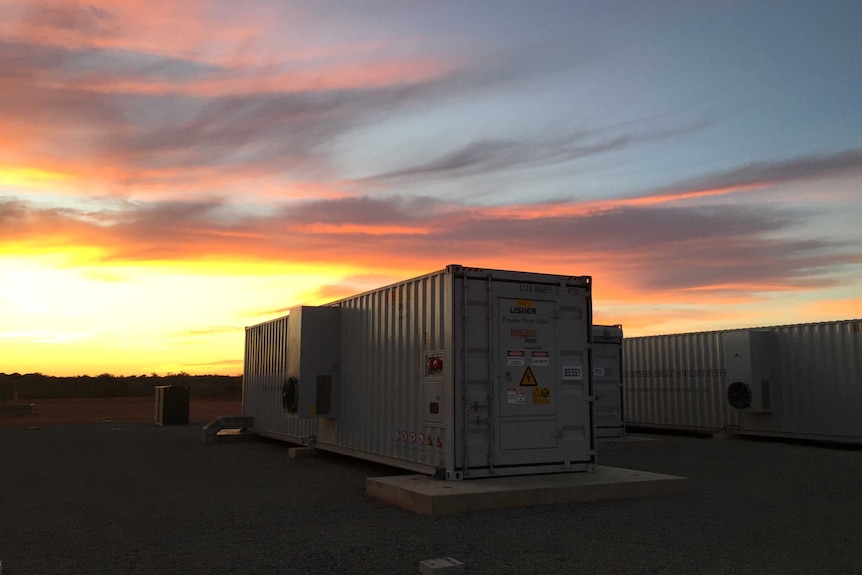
[0,253,376,376]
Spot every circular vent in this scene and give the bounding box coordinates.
[282,377,298,413]
[727,381,752,410]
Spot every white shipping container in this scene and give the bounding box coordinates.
[624,319,862,443]
[242,265,597,479]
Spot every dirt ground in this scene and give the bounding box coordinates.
[0,396,242,428]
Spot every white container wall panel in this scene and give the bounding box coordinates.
[242,265,597,480]
[768,320,862,441]
[625,331,737,432]
[332,272,452,473]
[624,319,862,443]
[241,316,316,441]
[592,325,624,439]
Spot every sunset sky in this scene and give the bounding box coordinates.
[1,1,861,376]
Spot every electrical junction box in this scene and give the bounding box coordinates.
[154,385,189,425]
[722,329,775,413]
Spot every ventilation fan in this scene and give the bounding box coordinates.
[283,377,298,413]
[727,381,752,410]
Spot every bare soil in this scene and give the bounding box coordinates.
[0,396,241,428]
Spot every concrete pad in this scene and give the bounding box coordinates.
[289,446,315,459]
[214,429,256,443]
[366,466,687,516]
[201,415,252,444]
[418,557,465,574]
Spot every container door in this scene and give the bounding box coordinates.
[593,341,624,434]
[552,294,592,464]
[495,292,591,466]
[498,297,559,451]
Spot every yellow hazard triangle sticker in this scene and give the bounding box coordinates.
[520,366,538,386]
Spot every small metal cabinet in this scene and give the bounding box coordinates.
[155,385,189,425]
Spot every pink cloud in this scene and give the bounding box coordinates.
[3,190,858,306]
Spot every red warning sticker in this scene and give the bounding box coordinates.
[507,350,525,366]
[531,350,549,367]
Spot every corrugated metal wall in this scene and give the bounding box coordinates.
[241,315,316,440]
[771,320,862,440]
[624,319,862,442]
[335,271,452,470]
[242,270,454,473]
[625,331,737,432]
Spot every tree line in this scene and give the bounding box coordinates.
[0,372,242,400]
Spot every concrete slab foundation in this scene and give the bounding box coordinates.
[201,416,252,444]
[418,557,465,574]
[214,429,257,443]
[366,466,687,516]
[289,447,315,459]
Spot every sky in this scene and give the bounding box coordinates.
[1,0,861,376]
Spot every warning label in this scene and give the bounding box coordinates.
[531,350,549,367]
[532,387,550,404]
[507,350,525,366]
[507,387,527,404]
[520,366,538,386]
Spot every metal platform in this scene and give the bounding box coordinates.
[366,466,687,516]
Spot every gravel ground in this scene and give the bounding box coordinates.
[2,424,861,575]
[0,398,241,429]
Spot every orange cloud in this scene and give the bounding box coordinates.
[300,223,431,236]
[4,189,856,302]
[478,183,770,221]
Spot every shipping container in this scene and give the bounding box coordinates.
[242,265,597,479]
[592,325,624,439]
[624,319,862,443]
